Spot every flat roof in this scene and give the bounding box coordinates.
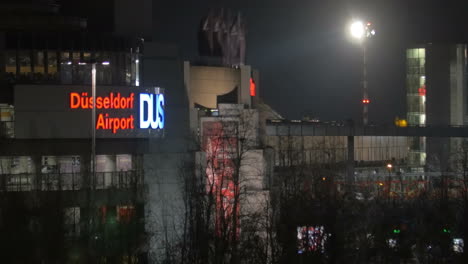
[266,120,468,137]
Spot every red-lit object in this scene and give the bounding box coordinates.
[362,99,370,104]
[117,206,135,223]
[70,92,137,133]
[203,121,240,239]
[418,85,426,96]
[250,78,256,96]
[96,113,135,133]
[70,92,135,109]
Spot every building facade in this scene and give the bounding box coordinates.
[0,2,157,262]
[406,44,468,170]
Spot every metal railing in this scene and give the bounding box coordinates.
[0,170,143,192]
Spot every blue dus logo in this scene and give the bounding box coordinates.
[139,93,165,129]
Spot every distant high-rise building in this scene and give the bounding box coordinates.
[406,44,468,170]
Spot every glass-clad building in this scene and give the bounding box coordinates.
[2,32,141,87]
[406,48,426,168]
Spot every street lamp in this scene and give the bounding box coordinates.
[349,20,375,125]
[386,162,393,198]
[89,61,110,187]
[92,63,96,186]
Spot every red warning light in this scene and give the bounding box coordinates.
[250,78,256,97]
[362,99,370,104]
[418,85,426,96]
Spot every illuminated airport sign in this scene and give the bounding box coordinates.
[68,89,164,134]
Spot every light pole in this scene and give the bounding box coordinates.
[349,20,375,125]
[90,61,109,187]
[386,163,393,198]
[91,63,96,187]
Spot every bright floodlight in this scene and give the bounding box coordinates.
[350,21,365,39]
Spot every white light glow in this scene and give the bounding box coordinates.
[135,57,140,86]
[420,114,426,125]
[101,61,110,65]
[350,21,365,39]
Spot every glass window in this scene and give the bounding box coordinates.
[407,96,423,113]
[131,53,137,85]
[60,51,72,84]
[72,52,85,84]
[60,51,70,64]
[41,156,58,173]
[19,51,31,74]
[72,52,80,64]
[0,156,33,174]
[96,52,112,85]
[5,51,16,74]
[33,51,44,74]
[419,76,426,86]
[125,53,132,85]
[64,207,80,236]
[47,51,58,83]
[117,205,135,223]
[58,156,81,173]
[407,113,421,126]
[419,58,425,68]
[96,155,115,172]
[419,48,425,58]
[80,52,92,84]
[116,154,132,171]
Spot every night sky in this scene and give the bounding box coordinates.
[152,0,468,124]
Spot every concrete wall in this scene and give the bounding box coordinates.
[141,42,191,260]
[185,63,252,109]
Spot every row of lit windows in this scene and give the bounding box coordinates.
[406,48,426,59]
[406,49,426,167]
[407,58,425,68]
[3,50,138,85]
[63,205,138,237]
[0,154,133,174]
[407,95,426,113]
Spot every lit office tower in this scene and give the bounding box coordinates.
[406,44,468,170]
[406,48,426,168]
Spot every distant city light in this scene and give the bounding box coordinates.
[102,61,110,65]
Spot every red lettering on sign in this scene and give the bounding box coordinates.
[69,93,135,109]
[70,93,80,108]
[70,92,136,134]
[96,113,135,133]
